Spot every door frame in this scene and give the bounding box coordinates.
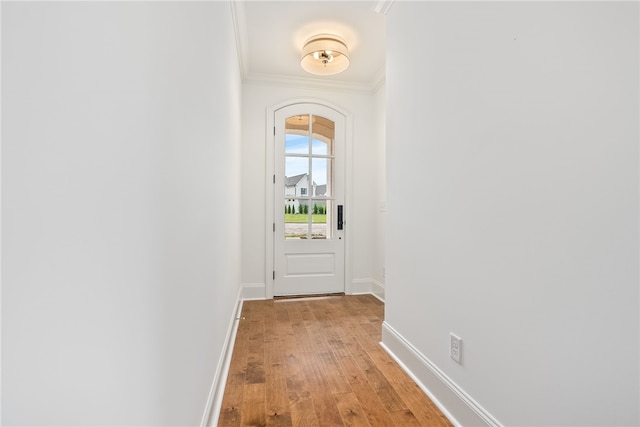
[265,98,353,299]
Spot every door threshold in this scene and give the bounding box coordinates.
[274,292,345,301]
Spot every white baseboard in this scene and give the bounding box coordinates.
[200,287,244,427]
[351,278,385,302]
[381,322,502,427]
[370,279,385,302]
[200,284,266,426]
[240,282,266,300]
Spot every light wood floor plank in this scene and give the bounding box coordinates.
[265,340,293,426]
[299,351,345,426]
[388,409,423,427]
[241,383,266,427]
[367,347,452,427]
[219,295,452,427]
[334,391,373,427]
[333,350,400,427]
[344,337,406,413]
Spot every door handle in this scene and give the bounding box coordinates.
[337,205,344,230]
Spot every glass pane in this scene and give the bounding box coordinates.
[285,157,309,197]
[312,158,332,197]
[311,138,327,155]
[284,198,313,239]
[286,115,310,154]
[285,134,308,154]
[311,200,332,239]
[284,199,311,239]
[312,115,334,155]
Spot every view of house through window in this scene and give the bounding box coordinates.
[284,114,335,239]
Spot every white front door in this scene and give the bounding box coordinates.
[273,103,345,296]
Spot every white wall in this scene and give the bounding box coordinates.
[373,84,386,286]
[241,82,384,294]
[2,2,241,425]
[385,2,638,426]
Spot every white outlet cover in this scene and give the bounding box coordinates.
[450,333,462,364]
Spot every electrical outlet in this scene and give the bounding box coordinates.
[450,333,462,364]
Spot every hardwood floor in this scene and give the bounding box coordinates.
[218,294,452,427]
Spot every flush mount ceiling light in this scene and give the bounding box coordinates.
[300,34,350,76]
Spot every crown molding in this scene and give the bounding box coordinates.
[230,0,249,80]
[371,64,386,94]
[244,72,375,94]
[232,0,382,94]
[373,0,394,15]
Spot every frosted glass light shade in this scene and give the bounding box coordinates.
[300,34,350,76]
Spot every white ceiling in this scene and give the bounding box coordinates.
[233,1,388,92]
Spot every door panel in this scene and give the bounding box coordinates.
[285,253,335,275]
[274,104,345,296]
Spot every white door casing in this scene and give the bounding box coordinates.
[270,102,348,296]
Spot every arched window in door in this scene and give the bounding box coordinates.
[283,114,335,239]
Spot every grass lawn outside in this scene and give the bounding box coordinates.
[285,214,326,223]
